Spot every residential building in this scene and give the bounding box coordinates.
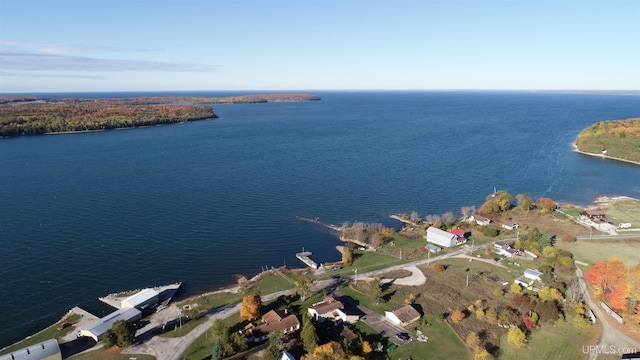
[243,309,300,343]
[469,214,491,226]
[385,304,421,327]
[307,296,360,323]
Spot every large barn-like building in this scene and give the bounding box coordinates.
[121,288,159,309]
[79,307,141,342]
[0,339,61,360]
[425,227,466,247]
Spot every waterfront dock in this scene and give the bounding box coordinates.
[296,251,318,269]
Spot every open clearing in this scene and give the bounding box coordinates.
[557,238,640,266]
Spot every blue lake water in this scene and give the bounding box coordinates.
[0,91,639,347]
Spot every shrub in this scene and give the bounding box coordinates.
[431,263,446,272]
[451,310,465,323]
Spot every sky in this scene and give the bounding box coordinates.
[0,0,639,93]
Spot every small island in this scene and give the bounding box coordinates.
[0,93,320,137]
[574,117,640,164]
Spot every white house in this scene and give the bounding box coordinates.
[469,214,491,226]
[426,227,465,247]
[281,351,296,360]
[524,269,543,281]
[514,268,545,289]
[494,241,518,257]
[307,296,360,324]
[385,304,421,327]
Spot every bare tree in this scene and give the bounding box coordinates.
[566,278,584,303]
[461,206,476,220]
[442,211,456,224]
[410,211,420,222]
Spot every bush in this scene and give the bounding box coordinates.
[451,310,465,323]
[480,226,499,237]
[431,263,446,272]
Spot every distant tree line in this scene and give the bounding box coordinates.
[0,93,321,137]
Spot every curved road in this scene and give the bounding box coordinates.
[575,266,640,360]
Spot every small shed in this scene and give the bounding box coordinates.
[425,244,442,253]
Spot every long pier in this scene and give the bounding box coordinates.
[296,251,318,269]
[296,216,343,232]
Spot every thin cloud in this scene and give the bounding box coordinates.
[0,39,157,54]
[0,71,104,79]
[0,53,215,72]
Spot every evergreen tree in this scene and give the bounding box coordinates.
[301,314,319,353]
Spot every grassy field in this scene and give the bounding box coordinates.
[498,320,598,360]
[0,313,82,356]
[68,347,156,360]
[557,239,640,267]
[604,199,640,229]
[388,316,471,360]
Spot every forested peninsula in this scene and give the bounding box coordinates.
[574,117,640,164]
[0,93,320,137]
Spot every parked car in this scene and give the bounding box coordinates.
[396,332,411,341]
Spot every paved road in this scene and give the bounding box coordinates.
[120,244,487,359]
[122,290,292,360]
[575,265,640,360]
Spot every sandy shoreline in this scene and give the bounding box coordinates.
[572,142,640,166]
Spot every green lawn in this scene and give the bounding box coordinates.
[605,199,640,229]
[498,321,597,360]
[388,317,471,360]
[557,239,640,267]
[0,313,82,356]
[69,347,156,360]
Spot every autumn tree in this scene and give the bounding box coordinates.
[479,190,513,215]
[362,341,372,354]
[535,197,557,213]
[516,193,533,211]
[296,274,314,301]
[342,248,353,266]
[451,309,465,323]
[511,282,523,294]
[465,332,481,352]
[584,258,628,294]
[240,295,261,321]
[538,286,563,302]
[610,282,630,312]
[507,327,527,348]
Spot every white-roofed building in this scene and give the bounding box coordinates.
[121,288,159,309]
[0,339,61,360]
[426,227,465,247]
[80,307,141,342]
